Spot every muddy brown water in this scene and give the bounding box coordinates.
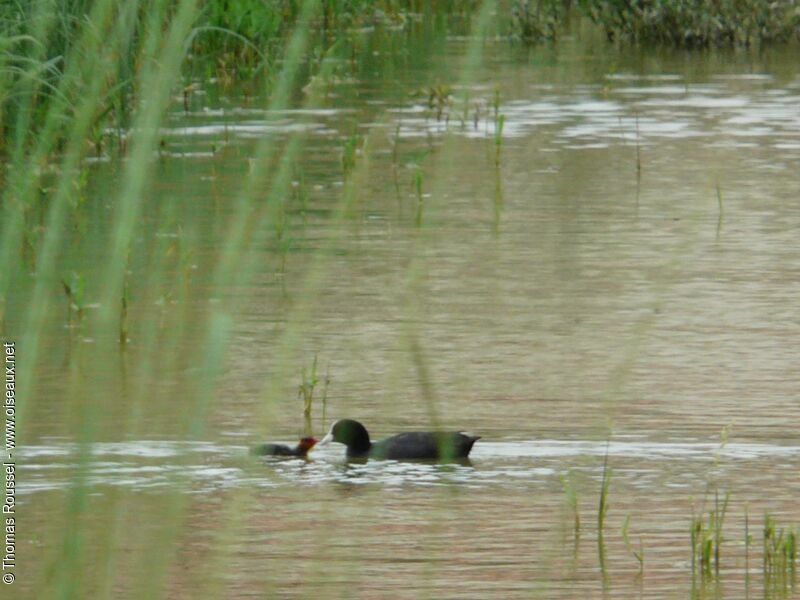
[12,33,800,598]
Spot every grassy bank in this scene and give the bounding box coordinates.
[581,0,800,47]
[511,0,800,47]
[0,0,404,160]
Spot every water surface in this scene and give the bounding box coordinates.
[14,31,800,599]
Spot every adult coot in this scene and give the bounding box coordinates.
[252,436,318,457]
[318,419,480,460]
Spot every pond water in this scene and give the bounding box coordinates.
[13,26,800,599]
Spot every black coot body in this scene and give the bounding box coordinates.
[252,436,317,457]
[319,419,480,460]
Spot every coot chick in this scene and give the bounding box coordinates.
[252,436,318,457]
[318,419,479,460]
